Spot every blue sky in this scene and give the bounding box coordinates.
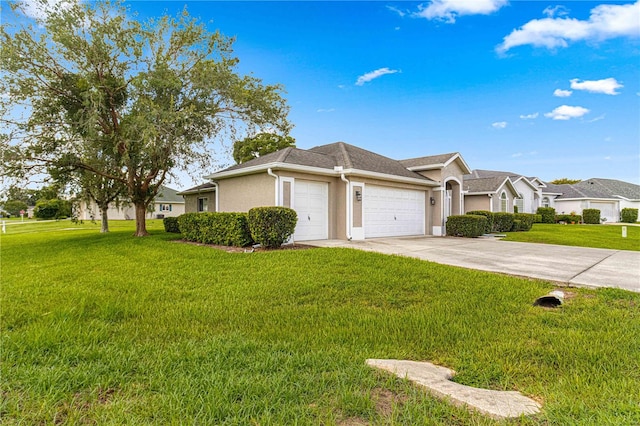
[9,0,640,187]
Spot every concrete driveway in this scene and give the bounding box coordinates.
[306,236,640,293]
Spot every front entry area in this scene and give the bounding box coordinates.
[293,180,328,241]
[364,185,425,238]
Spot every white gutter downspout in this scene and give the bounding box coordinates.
[267,168,279,205]
[340,173,352,240]
[212,182,219,212]
[488,194,493,212]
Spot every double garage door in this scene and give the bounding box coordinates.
[364,185,425,238]
[291,181,425,241]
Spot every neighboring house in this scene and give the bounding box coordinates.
[548,178,640,223]
[177,182,217,213]
[463,175,520,213]
[76,185,185,221]
[187,142,472,241]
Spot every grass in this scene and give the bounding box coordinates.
[2,221,639,425]
[503,223,640,251]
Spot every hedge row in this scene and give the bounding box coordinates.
[621,208,638,223]
[446,215,488,238]
[536,207,556,224]
[174,207,298,248]
[555,214,582,224]
[464,210,539,233]
[582,209,601,224]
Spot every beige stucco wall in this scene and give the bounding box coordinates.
[464,195,490,212]
[218,173,275,212]
[183,190,216,213]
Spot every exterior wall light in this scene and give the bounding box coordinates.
[355,190,362,201]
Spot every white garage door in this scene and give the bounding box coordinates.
[364,186,425,238]
[590,202,618,223]
[294,180,328,241]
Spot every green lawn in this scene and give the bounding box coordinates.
[2,221,639,425]
[503,223,640,251]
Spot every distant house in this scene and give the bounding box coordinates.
[547,178,640,223]
[76,185,185,221]
[177,182,217,214]
[463,170,543,214]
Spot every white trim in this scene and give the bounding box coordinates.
[340,174,352,240]
[279,177,294,208]
[267,168,279,206]
[351,181,365,240]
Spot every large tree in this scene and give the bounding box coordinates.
[233,132,296,164]
[0,0,291,236]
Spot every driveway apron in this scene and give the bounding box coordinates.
[306,237,640,293]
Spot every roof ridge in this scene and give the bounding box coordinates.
[337,142,353,169]
[276,146,294,163]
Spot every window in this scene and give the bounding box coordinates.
[500,191,508,212]
[159,204,172,212]
[515,196,524,213]
[542,197,550,208]
[197,197,208,212]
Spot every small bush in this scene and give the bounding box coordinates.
[537,207,556,224]
[178,212,253,247]
[466,210,493,233]
[555,214,582,224]
[248,207,297,248]
[583,209,601,225]
[446,215,488,238]
[493,212,515,232]
[512,213,536,231]
[33,199,72,219]
[532,214,543,224]
[163,217,180,233]
[621,208,638,223]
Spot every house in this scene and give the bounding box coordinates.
[547,178,640,223]
[76,185,185,221]
[181,142,472,241]
[463,169,543,214]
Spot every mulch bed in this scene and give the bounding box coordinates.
[175,239,316,253]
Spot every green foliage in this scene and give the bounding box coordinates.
[621,208,638,223]
[550,178,581,184]
[1,1,291,237]
[445,215,487,237]
[583,209,601,225]
[248,207,298,248]
[532,214,543,223]
[163,217,180,233]
[511,213,536,231]
[233,133,296,164]
[556,214,582,224]
[465,210,493,233]
[178,213,253,247]
[492,212,514,232]
[536,207,556,224]
[33,199,72,219]
[2,200,28,216]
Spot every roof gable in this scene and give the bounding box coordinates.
[463,176,518,195]
[400,152,471,174]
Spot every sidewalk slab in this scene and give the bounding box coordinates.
[367,359,541,420]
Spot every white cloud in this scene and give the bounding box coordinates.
[387,5,406,17]
[553,89,573,97]
[587,114,606,123]
[544,105,590,120]
[492,121,507,129]
[355,68,399,86]
[317,108,335,113]
[519,112,539,120]
[543,5,569,18]
[512,152,523,157]
[604,156,611,160]
[570,78,623,95]
[497,1,640,53]
[414,0,508,23]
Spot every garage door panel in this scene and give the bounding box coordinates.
[364,186,425,238]
[294,180,328,241]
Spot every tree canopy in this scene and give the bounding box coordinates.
[233,132,296,164]
[550,178,582,185]
[0,0,291,236]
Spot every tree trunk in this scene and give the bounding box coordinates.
[134,202,149,236]
[100,206,109,233]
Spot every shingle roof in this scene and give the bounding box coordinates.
[465,169,519,179]
[209,142,436,183]
[155,186,184,203]
[399,152,459,169]
[551,178,640,200]
[463,177,512,193]
[177,182,217,195]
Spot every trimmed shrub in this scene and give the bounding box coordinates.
[248,207,297,248]
[555,214,582,224]
[466,210,493,233]
[446,215,488,238]
[493,212,514,232]
[536,207,556,224]
[512,213,536,231]
[621,208,638,223]
[532,214,543,224]
[163,216,180,233]
[177,212,253,247]
[582,209,601,225]
[33,198,72,219]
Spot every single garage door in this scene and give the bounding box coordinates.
[590,202,618,223]
[364,185,425,238]
[294,180,328,241]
